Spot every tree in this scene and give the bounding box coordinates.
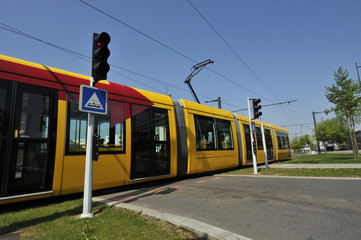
[300,134,311,148]
[291,137,303,152]
[314,117,348,153]
[328,116,349,145]
[291,135,312,153]
[314,118,332,153]
[325,66,361,160]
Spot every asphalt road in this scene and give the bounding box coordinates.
[96,175,361,240]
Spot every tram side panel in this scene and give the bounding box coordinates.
[270,124,291,161]
[0,54,290,205]
[181,100,239,174]
[52,91,67,196]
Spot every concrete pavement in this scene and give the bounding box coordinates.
[93,192,251,240]
[93,163,361,240]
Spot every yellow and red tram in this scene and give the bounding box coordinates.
[0,54,291,205]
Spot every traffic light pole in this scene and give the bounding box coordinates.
[81,78,95,219]
[247,97,258,174]
[81,32,110,218]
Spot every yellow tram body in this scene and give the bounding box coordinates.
[0,54,290,205]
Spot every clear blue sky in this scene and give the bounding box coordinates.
[2,0,361,139]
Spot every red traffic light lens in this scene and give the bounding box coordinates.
[94,32,111,46]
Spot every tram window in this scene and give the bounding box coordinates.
[276,131,290,150]
[284,134,290,150]
[67,99,87,152]
[256,127,263,150]
[277,132,283,149]
[153,108,170,173]
[17,92,50,138]
[194,115,216,150]
[194,115,234,151]
[215,119,234,150]
[66,93,125,154]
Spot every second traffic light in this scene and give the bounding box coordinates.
[92,32,111,85]
[252,98,262,119]
[92,134,100,161]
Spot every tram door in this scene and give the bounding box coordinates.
[264,128,274,161]
[131,106,170,180]
[0,80,57,197]
[243,124,253,164]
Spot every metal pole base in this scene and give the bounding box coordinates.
[80,212,94,219]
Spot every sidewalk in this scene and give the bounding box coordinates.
[267,163,361,169]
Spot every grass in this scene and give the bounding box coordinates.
[0,198,200,240]
[285,153,361,164]
[224,167,361,178]
[223,152,361,177]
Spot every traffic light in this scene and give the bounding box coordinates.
[92,134,100,161]
[252,98,262,119]
[92,32,111,85]
[252,141,257,154]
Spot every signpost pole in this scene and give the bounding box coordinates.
[247,97,258,174]
[81,77,95,218]
[81,112,95,218]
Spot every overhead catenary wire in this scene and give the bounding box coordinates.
[186,0,279,102]
[0,21,241,109]
[0,23,90,62]
[79,0,197,64]
[78,0,304,124]
[81,0,296,126]
[0,22,173,93]
[231,100,298,113]
[282,123,313,128]
[185,0,299,126]
[0,3,303,126]
[79,0,270,102]
[0,18,294,125]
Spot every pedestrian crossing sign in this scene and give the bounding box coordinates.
[79,85,108,115]
[251,121,256,133]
